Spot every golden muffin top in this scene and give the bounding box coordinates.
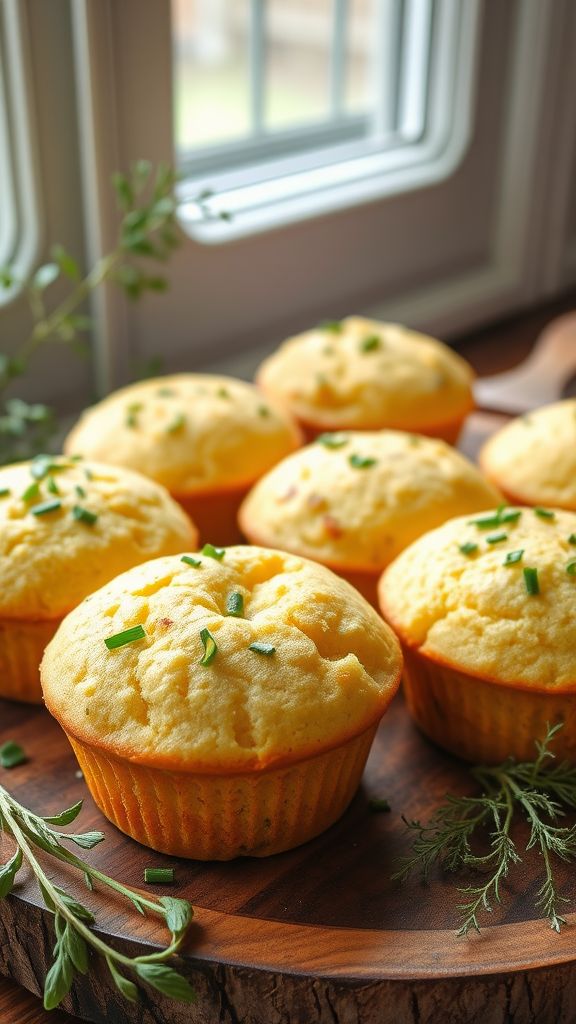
[379,507,576,689]
[239,431,501,571]
[41,546,402,772]
[63,374,302,494]
[480,400,576,510]
[0,457,197,620]
[255,317,474,431]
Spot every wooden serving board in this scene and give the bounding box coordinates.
[2,396,576,1024]
[3,688,576,1024]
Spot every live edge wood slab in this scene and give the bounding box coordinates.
[2,300,576,1024]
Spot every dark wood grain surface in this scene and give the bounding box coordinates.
[2,292,576,1024]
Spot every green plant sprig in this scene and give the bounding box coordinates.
[0,782,196,1010]
[0,160,181,464]
[392,723,576,935]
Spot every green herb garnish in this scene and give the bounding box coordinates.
[393,723,576,935]
[144,868,175,885]
[72,505,98,526]
[166,413,185,434]
[84,468,93,481]
[257,405,270,418]
[201,543,225,560]
[486,532,508,545]
[566,561,576,576]
[458,542,478,556]
[319,320,342,333]
[504,549,524,565]
[0,741,27,769]
[0,785,195,1010]
[104,625,147,650]
[125,402,143,428]
[75,484,86,498]
[249,642,276,656]
[199,628,217,666]
[31,499,62,517]
[568,534,576,546]
[349,453,377,469]
[216,387,229,399]
[360,334,381,352]
[368,798,391,813]
[226,593,244,617]
[21,481,40,502]
[523,566,540,595]
[317,432,348,449]
[469,509,521,529]
[535,508,555,520]
[46,476,60,496]
[0,487,10,497]
[181,555,202,568]
[156,387,176,397]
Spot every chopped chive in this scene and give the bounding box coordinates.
[30,499,62,517]
[368,798,391,813]
[0,487,10,497]
[319,320,342,333]
[70,454,83,462]
[75,484,87,498]
[569,534,576,546]
[104,625,147,650]
[125,402,143,428]
[226,592,244,617]
[0,741,27,769]
[30,454,66,480]
[72,505,98,526]
[257,405,270,418]
[504,549,524,565]
[144,867,174,884]
[523,567,540,596]
[201,543,225,560]
[566,561,576,576]
[181,554,202,568]
[486,532,508,545]
[21,481,40,502]
[216,387,230,398]
[360,334,381,353]
[156,386,176,397]
[249,642,276,656]
[84,468,93,481]
[468,510,521,529]
[166,412,185,434]
[317,432,348,449]
[534,507,555,520]
[199,628,217,666]
[349,453,377,469]
[458,542,478,556]
[46,476,60,496]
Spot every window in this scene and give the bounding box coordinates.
[0,0,41,304]
[174,0,481,241]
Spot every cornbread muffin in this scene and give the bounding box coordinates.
[63,374,302,544]
[378,506,576,763]
[239,431,502,605]
[255,317,474,442]
[480,399,576,510]
[0,456,197,703]
[41,545,402,859]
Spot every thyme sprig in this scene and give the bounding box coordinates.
[0,783,196,1010]
[393,723,576,935]
[0,161,181,465]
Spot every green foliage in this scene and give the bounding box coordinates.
[393,723,576,934]
[0,779,195,1009]
[0,161,182,465]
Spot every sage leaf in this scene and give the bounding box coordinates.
[159,896,194,937]
[0,847,22,898]
[135,963,196,1003]
[43,950,74,1010]
[108,958,138,1003]
[42,800,84,826]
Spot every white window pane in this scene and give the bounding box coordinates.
[265,0,332,130]
[173,0,252,150]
